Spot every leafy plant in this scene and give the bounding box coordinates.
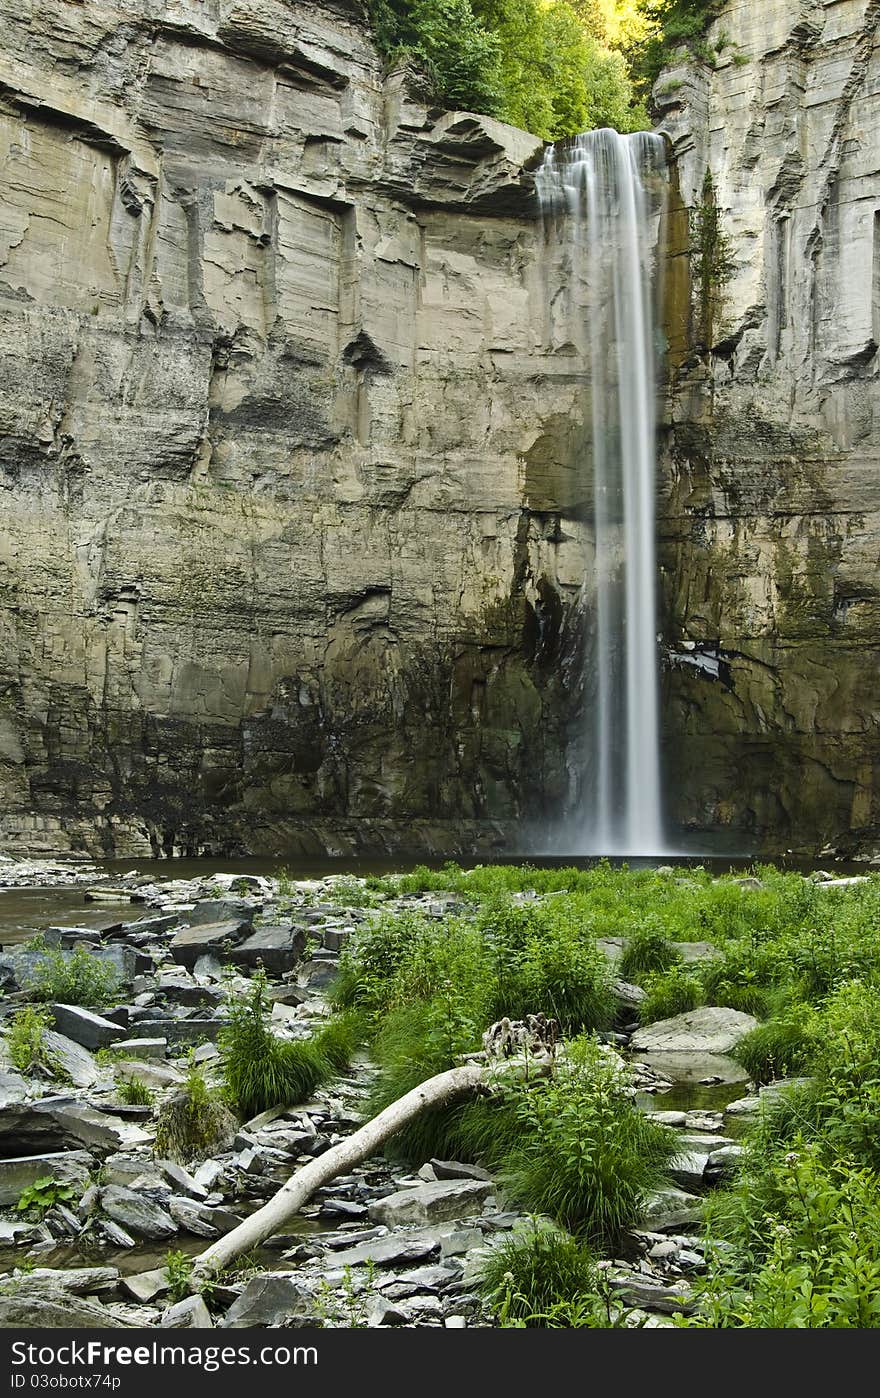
[619,919,683,981]
[6,1005,62,1076]
[478,1225,621,1327]
[116,1074,155,1107]
[26,945,120,1008]
[640,964,702,1022]
[732,1010,818,1087]
[164,1249,195,1303]
[490,1037,676,1248]
[16,1177,76,1220]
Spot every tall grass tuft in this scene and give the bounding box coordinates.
[477,1226,606,1328]
[221,974,361,1119]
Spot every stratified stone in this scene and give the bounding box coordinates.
[101,1186,178,1241]
[631,1008,759,1056]
[219,1274,316,1328]
[368,1179,493,1227]
[169,922,251,970]
[49,1004,127,1051]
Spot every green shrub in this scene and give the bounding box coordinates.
[478,1226,612,1327]
[6,1005,61,1076]
[732,1011,818,1087]
[154,1057,236,1163]
[640,965,702,1022]
[16,1177,76,1220]
[492,1037,676,1248]
[25,945,120,1008]
[619,919,682,981]
[221,975,355,1119]
[164,1250,195,1304]
[682,1146,880,1328]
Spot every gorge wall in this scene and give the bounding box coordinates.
[0,0,598,858]
[658,0,880,857]
[1,0,877,860]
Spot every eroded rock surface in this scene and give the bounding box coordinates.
[658,0,880,855]
[0,0,589,860]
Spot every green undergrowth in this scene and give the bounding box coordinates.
[478,1225,621,1328]
[677,981,880,1326]
[25,944,121,1008]
[221,973,361,1119]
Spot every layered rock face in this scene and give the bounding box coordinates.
[0,0,598,857]
[658,0,880,855]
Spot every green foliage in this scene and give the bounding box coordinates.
[164,1249,195,1304]
[478,1226,617,1327]
[618,918,682,980]
[732,1010,819,1087]
[491,1037,676,1247]
[324,877,377,908]
[366,0,645,137]
[26,945,120,1008]
[640,964,701,1022]
[6,1005,61,1076]
[154,1056,236,1163]
[116,1074,155,1107]
[634,0,728,97]
[690,168,735,350]
[682,1146,880,1327]
[16,1177,75,1220]
[221,974,359,1119]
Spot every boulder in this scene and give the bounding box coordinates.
[0,1148,92,1206]
[229,926,307,975]
[112,1038,168,1060]
[49,1004,127,1051]
[368,1179,493,1227]
[169,920,250,970]
[42,1031,102,1088]
[188,900,256,927]
[101,1185,177,1240]
[0,1292,130,1328]
[121,1269,172,1303]
[631,1007,759,1055]
[0,1097,151,1153]
[25,1267,119,1295]
[219,1274,316,1328]
[161,1295,213,1328]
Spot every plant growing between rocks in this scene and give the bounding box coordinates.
[154,1055,236,1164]
[26,944,121,1008]
[16,1177,76,1221]
[6,1005,62,1076]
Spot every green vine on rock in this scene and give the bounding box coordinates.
[690,168,735,353]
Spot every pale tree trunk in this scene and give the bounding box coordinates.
[192,1060,489,1279]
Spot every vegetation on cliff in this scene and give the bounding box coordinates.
[366,0,728,136]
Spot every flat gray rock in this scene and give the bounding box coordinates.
[220,1273,315,1328]
[49,1004,127,1051]
[101,1185,178,1240]
[0,1148,92,1207]
[631,1007,759,1055]
[368,1179,493,1228]
[169,920,250,969]
[0,1292,130,1328]
[161,1295,213,1328]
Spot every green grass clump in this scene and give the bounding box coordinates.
[221,974,359,1119]
[6,1005,61,1076]
[154,1057,236,1163]
[26,945,120,1008]
[619,919,682,981]
[478,1226,610,1328]
[115,1075,155,1107]
[732,1011,818,1087]
[640,965,702,1023]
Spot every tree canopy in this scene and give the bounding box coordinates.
[367,0,727,139]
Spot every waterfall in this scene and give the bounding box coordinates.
[537,128,668,855]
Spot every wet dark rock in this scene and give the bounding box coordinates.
[188,900,257,927]
[428,1159,492,1183]
[230,926,307,975]
[101,1185,177,1241]
[169,921,251,970]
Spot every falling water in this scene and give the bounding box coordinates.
[537,129,668,854]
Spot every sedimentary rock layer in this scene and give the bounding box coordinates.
[658,0,880,854]
[0,0,595,856]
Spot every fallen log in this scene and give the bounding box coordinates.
[192,1060,487,1278]
[193,1047,554,1279]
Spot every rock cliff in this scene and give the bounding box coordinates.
[658,0,880,856]
[0,0,597,857]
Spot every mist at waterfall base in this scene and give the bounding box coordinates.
[536,128,672,859]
